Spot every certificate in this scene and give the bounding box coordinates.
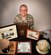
[17,41,32,53]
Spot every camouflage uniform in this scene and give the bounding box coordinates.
[14,14,34,30]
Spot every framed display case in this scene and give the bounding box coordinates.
[17,41,32,54]
[0,24,18,40]
[26,29,40,40]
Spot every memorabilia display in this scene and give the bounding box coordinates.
[0,24,18,40]
[0,24,51,55]
[36,39,50,54]
[17,41,32,53]
[0,41,16,55]
[26,29,40,40]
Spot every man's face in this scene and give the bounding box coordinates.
[20,6,28,17]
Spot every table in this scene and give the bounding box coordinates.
[0,35,51,55]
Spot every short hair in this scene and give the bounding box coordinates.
[20,4,28,10]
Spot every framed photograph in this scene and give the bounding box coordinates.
[17,41,32,54]
[0,24,18,40]
[26,29,40,40]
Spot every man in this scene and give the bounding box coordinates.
[14,4,34,30]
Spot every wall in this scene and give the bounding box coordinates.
[0,0,51,31]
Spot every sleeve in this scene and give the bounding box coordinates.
[14,17,17,24]
[30,18,34,30]
[14,16,19,24]
[29,15,34,30]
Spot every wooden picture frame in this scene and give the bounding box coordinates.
[0,24,18,40]
[26,29,40,40]
[16,41,32,54]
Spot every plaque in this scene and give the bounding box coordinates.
[17,23,28,36]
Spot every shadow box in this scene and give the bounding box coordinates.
[0,24,18,40]
[26,29,40,40]
[16,41,32,54]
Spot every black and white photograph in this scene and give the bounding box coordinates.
[0,25,18,40]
